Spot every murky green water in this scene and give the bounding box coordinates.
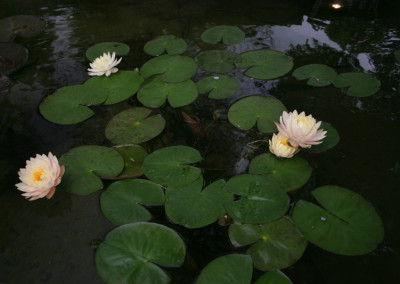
[1,0,399,283]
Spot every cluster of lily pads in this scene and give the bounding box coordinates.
[29,25,385,283]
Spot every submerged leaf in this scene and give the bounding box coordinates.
[0,42,28,75]
[0,15,45,42]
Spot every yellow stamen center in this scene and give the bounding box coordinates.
[33,169,44,182]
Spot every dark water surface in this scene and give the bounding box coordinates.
[1,0,399,283]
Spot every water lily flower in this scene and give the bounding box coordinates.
[269,132,300,158]
[275,110,327,148]
[88,52,122,76]
[15,152,65,201]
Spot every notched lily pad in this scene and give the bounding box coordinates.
[110,144,148,178]
[105,107,166,145]
[0,15,45,42]
[228,95,286,133]
[333,72,380,97]
[201,25,245,45]
[195,50,241,73]
[255,270,292,284]
[197,75,239,99]
[86,42,130,61]
[306,122,339,153]
[144,35,187,56]
[292,64,337,87]
[0,42,28,75]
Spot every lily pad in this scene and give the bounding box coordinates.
[59,146,124,195]
[111,144,148,178]
[236,50,293,80]
[84,70,144,105]
[201,25,245,45]
[224,174,289,224]
[249,153,312,192]
[95,222,186,284]
[138,76,198,108]
[86,42,130,61]
[142,145,202,187]
[197,75,239,99]
[0,15,45,42]
[292,64,337,87]
[100,179,165,225]
[105,107,166,145]
[255,270,292,284]
[144,35,187,56]
[195,50,241,73]
[395,49,400,63]
[229,217,307,271]
[333,72,380,97]
[165,177,233,228]
[0,42,28,75]
[306,122,339,153]
[292,185,384,256]
[196,254,252,284]
[140,54,197,83]
[228,95,286,133]
[39,84,108,125]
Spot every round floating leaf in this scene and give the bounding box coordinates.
[100,179,165,225]
[292,64,337,87]
[165,177,233,229]
[142,145,202,187]
[236,50,293,80]
[224,174,289,223]
[86,42,130,61]
[228,95,286,133]
[229,217,307,271]
[140,54,197,83]
[105,107,165,144]
[144,35,187,56]
[0,42,28,75]
[0,15,45,42]
[395,49,400,63]
[59,146,124,195]
[84,70,144,105]
[138,76,198,108]
[112,144,148,178]
[201,25,245,45]
[306,122,339,153]
[196,254,252,284]
[292,185,384,256]
[249,153,312,192]
[39,84,108,125]
[333,72,380,97]
[255,270,292,284]
[197,75,239,99]
[96,222,186,284]
[195,50,241,73]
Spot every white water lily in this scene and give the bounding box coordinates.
[88,52,122,76]
[16,153,65,201]
[269,132,300,158]
[275,110,327,148]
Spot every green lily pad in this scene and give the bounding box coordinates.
[224,174,289,223]
[86,42,130,61]
[100,179,165,225]
[228,95,286,133]
[0,15,45,42]
[105,107,166,145]
[292,185,384,256]
[84,70,144,105]
[142,145,202,187]
[292,64,337,87]
[333,72,380,97]
[144,35,187,56]
[229,217,307,271]
[255,270,292,284]
[395,49,400,63]
[197,75,239,99]
[306,122,339,153]
[249,153,312,192]
[140,54,197,83]
[95,222,186,284]
[196,254,252,284]
[59,146,124,195]
[111,144,148,178]
[165,176,233,229]
[201,25,245,45]
[138,76,198,108]
[195,50,241,73]
[236,50,293,80]
[39,84,108,125]
[0,42,28,75]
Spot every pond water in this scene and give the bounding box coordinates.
[0,0,399,283]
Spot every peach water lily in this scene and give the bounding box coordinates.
[15,153,65,201]
[275,110,327,148]
[88,52,122,76]
[269,132,300,158]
